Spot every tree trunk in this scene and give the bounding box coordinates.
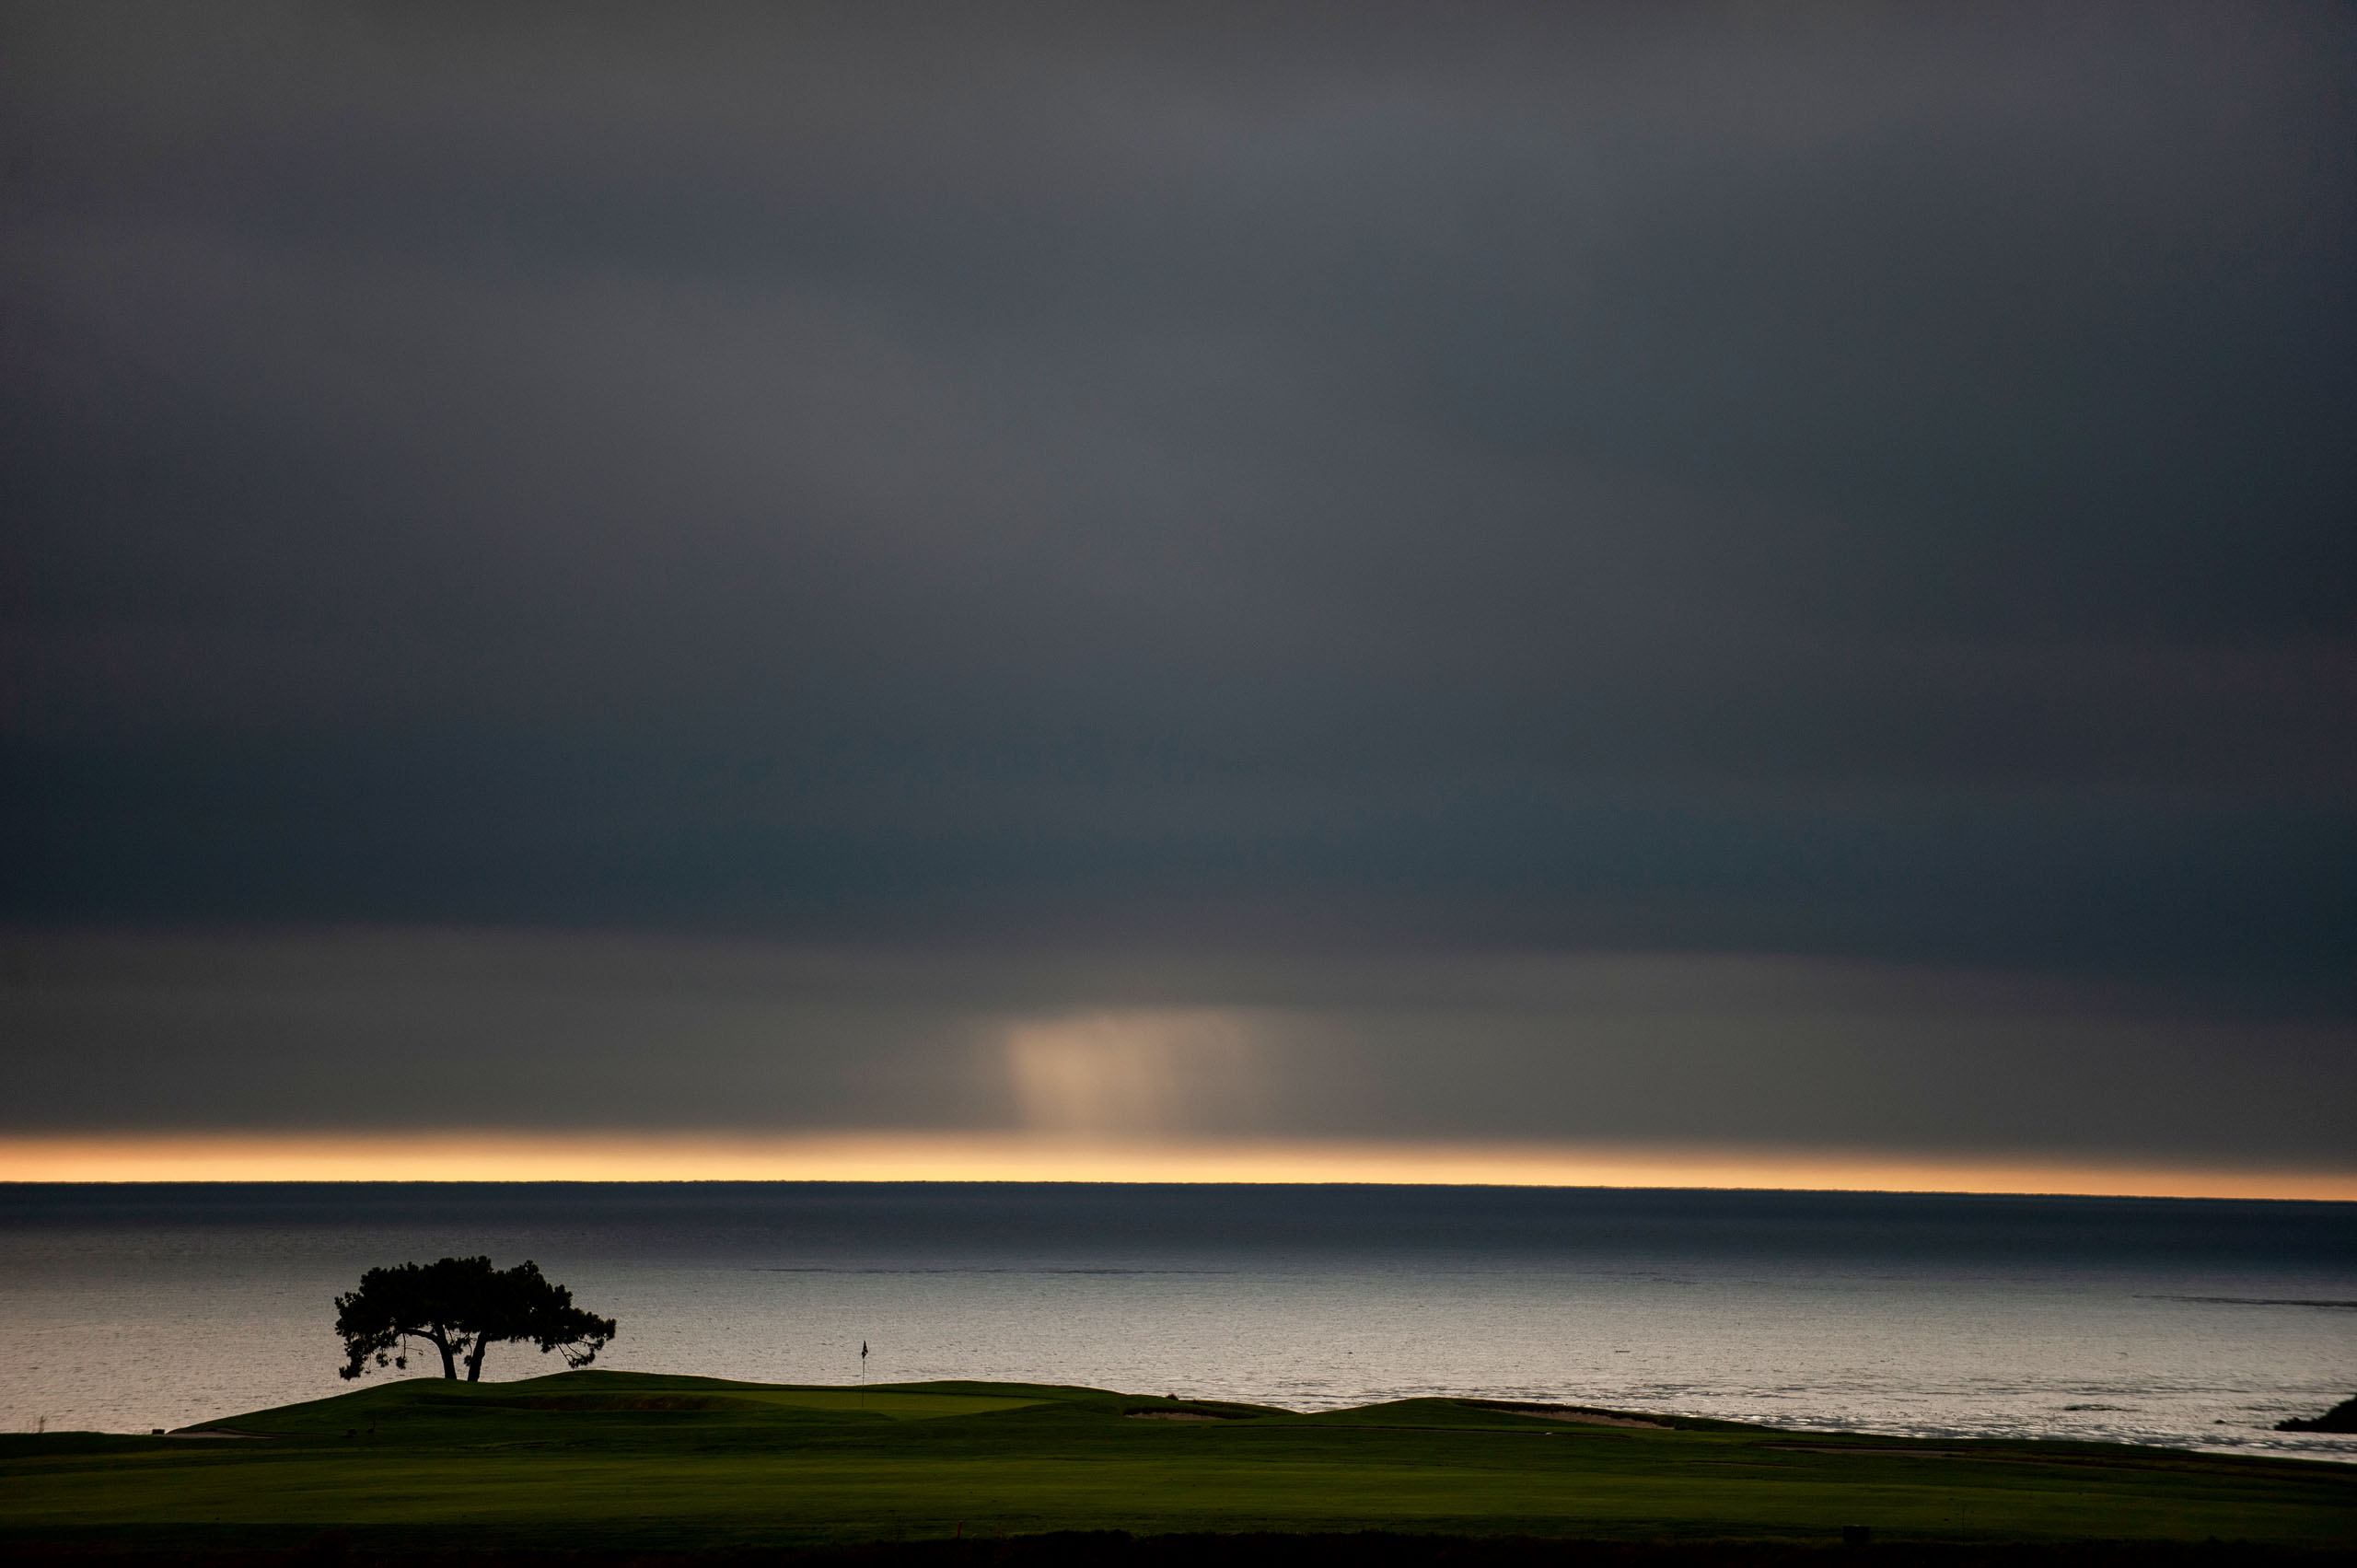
[465,1334,493,1381]
[427,1329,459,1379]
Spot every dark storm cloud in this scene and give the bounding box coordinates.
[3,2,2353,993]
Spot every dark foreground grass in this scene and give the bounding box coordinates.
[1,1373,2349,1562]
[3,1538,2352,1568]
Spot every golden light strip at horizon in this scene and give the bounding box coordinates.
[0,1132,2351,1200]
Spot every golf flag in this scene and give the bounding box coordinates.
[861,1342,868,1359]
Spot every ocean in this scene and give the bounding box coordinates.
[2,1182,2351,1461]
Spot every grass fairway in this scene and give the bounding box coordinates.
[0,1371,2351,1558]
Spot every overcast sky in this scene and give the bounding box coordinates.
[4,3,2351,1166]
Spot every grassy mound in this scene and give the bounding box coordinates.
[1,1372,2350,1557]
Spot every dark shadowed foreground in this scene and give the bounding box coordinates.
[0,1535,2351,1568]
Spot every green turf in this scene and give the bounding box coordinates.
[1,1371,2350,1554]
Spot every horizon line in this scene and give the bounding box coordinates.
[0,1132,2351,1202]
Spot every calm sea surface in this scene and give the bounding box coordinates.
[2,1182,2351,1460]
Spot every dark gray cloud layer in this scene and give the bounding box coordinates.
[8,932,2352,1161]
[5,3,2353,995]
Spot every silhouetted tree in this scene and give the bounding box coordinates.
[458,1259,618,1380]
[335,1256,617,1382]
[335,1256,493,1380]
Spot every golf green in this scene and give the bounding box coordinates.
[3,1371,2350,1555]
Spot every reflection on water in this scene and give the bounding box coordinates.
[2,1182,2351,1461]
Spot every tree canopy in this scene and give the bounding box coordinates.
[335,1256,618,1382]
